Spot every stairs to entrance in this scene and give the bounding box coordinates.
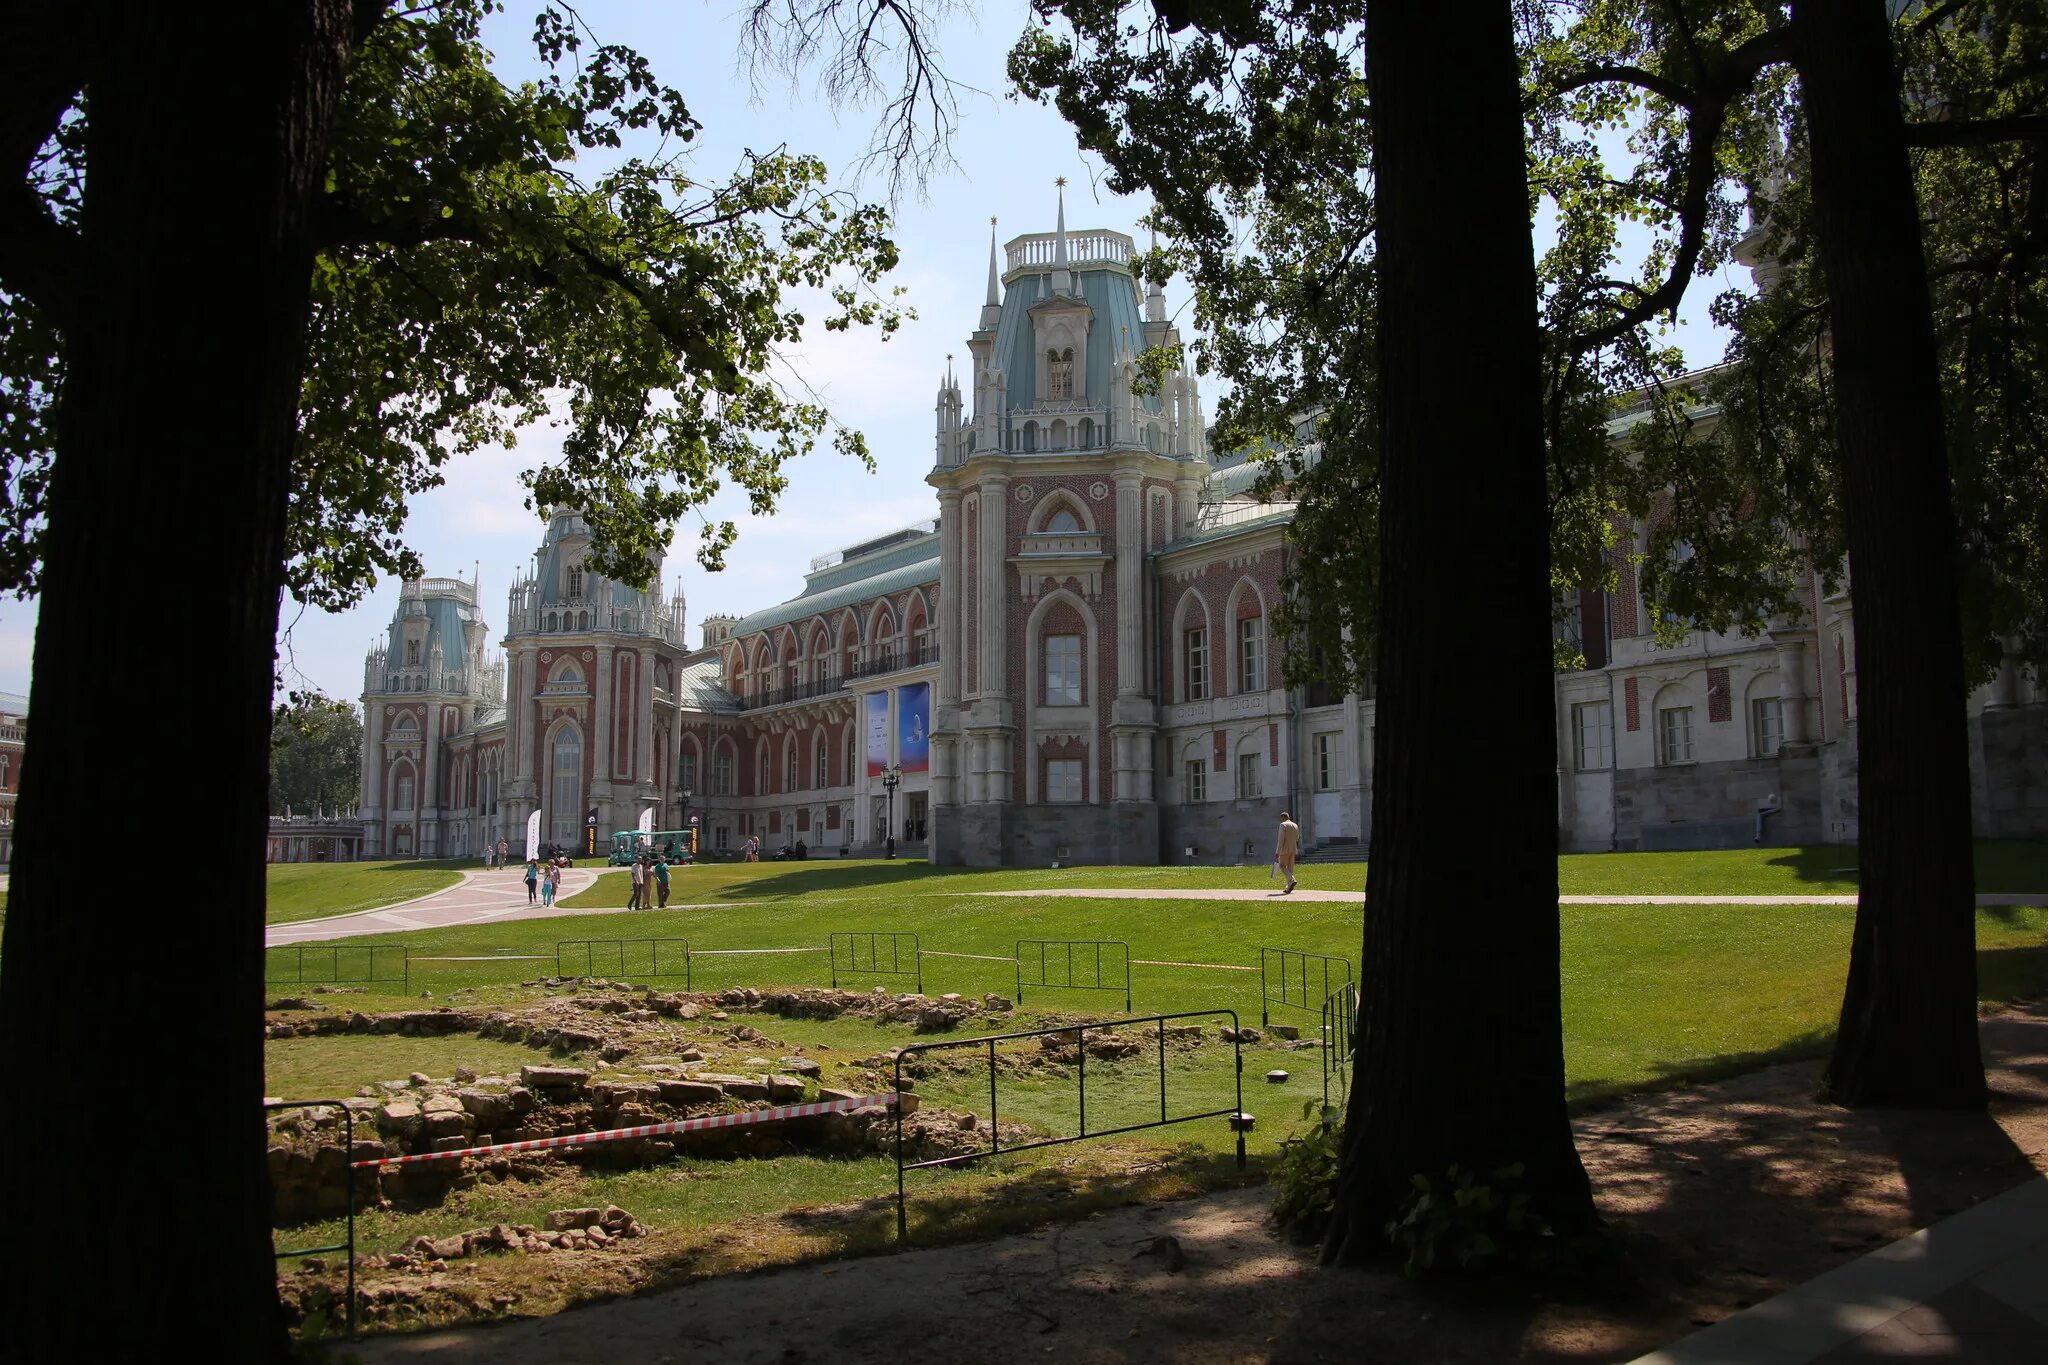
[1296,837,1368,865]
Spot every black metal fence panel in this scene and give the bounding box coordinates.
[264,943,406,988]
[267,1098,356,1339]
[1320,981,1360,1116]
[554,938,693,987]
[892,1010,1248,1243]
[829,932,922,992]
[1014,938,1132,1011]
[1259,947,1353,1026]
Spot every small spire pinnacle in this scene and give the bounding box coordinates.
[1053,180,1070,270]
[985,218,1000,307]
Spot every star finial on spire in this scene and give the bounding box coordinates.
[1055,176,1067,189]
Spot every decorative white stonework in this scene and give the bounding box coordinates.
[1089,481,1110,501]
[1015,484,1036,503]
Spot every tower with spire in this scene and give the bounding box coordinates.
[925,185,1212,867]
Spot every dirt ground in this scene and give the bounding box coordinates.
[342,1002,2048,1365]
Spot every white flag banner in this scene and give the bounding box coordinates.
[638,805,655,833]
[525,809,542,861]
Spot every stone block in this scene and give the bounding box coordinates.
[779,1057,822,1077]
[765,1074,807,1102]
[545,1207,604,1231]
[520,1065,590,1090]
[654,1079,724,1107]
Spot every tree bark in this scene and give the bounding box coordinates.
[0,3,357,1357]
[1796,0,1986,1109]
[1322,0,1595,1263]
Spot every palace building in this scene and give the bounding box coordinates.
[358,203,2048,867]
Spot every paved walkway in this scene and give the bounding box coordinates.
[975,888,2048,906]
[265,867,621,947]
[1633,1175,2048,1363]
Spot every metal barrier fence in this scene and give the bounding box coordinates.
[267,1098,356,1339]
[1259,947,1353,1026]
[1015,939,1132,1011]
[265,943,406,988]
[555,938,693,987]
[892,1010,1249,1242]
[1320,981,1360,1116]
[829,932,921,992]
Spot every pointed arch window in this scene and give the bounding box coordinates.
[1043,508,1081,534]
[1048,347,1075,400]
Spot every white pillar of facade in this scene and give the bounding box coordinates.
[591,644,614,834]
[1114,470,1143,695]
[1774,636,1812,744]
[1173,471,1200,538]
[360,700,384,824]
[514,649,537,791]
[636,644,656,796]
[977,477,1008,697]
[419,701,442,853]
[937,489,964,707]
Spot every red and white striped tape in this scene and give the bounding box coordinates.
[919,950,1018,963]
[1130,958,1259,972]
[354,1092,898,1169]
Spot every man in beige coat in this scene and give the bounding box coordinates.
[1275,812,1301,893]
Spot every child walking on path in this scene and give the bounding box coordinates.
[542,859,559,907]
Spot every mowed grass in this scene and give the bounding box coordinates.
[265,858,469,925]
[269,865,2048,1106]
[265,1034,553,1099]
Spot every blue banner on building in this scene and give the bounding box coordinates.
[898,682,930,773]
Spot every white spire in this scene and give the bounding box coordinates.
[979,216,1002,329]
[1145,228,1167,322]
[1051,179,1072,295]
[985,217,1000,306]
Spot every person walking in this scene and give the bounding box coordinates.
[542,858,560,907]
[524,857,539,904]
[653,853,671,908]
[743,833,760,863]
[497,838,509,870]
[628,854,648,911]
[1275,811,1301,894]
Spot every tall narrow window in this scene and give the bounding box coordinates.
[816,737,830,788]
[714,750,734,795]
[760,751,771,793]
[1045,758,1083,802]
[678,752,697,794]
[1185,628,1209,701]
[1574,701,1614,772]
[1314,733,1338,790]
[405,639,420,666]
[1185,759,1206,803]
[1658,706,1695,764]
[549,727,582,844]
[566,564,584,598]
[1044,634,1083,705]
[786,748,799,792]
[1235,749,1261,799]
[1751,696,1784,758]
[1238,616,1265,693]
[393,767,416,812]
[1048,346,1075,400]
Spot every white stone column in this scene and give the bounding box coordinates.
[420,701,442,853]
[1174,472,1200,537]
[636,644,656,795]
[360,700,384,822]
[1774,636,1812,744]
[513,649,537,792]
[978,477,1008,697]
[937,489,964,707]
[1115,470,1143,695]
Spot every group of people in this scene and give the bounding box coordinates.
[627,852,672,910]
[521,851,574,906]
[484,838,511,869]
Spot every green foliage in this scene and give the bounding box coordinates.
[1383,1162,1555,1278]
[3,1,908,608]
[1268,1098,1343,1242]
[270,690,364,816]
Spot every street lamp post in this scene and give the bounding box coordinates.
[882,763,900,860]
[680,787,693,860]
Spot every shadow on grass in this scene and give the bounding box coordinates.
[1764,845,1864,886]
[1761,840,2048,893]
[1567,1027,1838,1110]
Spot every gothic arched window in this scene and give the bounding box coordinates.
[1048,346,1075,400]
[1044,508,1081,534]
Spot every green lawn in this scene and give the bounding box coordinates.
[554,840,2048,908]
[269,874,2048,1107]
[265,858,470,925]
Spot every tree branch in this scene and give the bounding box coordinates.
[0,0,86,318]
[1905,114,2048,149]
[1538,63,1698,109]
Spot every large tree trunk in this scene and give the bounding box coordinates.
[1796,0,1987,1109]
[1322,0,1595,1263]
[0,3,357,1357]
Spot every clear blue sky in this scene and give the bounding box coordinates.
[0,2,1739,708]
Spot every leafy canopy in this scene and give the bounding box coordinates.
[2,0,908,608]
